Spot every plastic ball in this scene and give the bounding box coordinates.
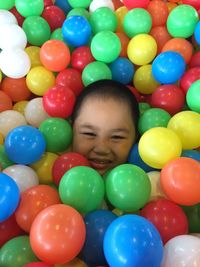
[10,6,24,26]
[147,0,169,27]
[43,85,76,118]
[4,125,46,165]
[82,61,112,86]
[25,46,42,68]
[147,171,166,200]
[39,117,72,152]
[71,46,95,72]
[90,7,117,34]
[127,34,157,65]
[161,157,200,206]
[181,149,200,162]
[109,57,134,85]
[91,31,121,63]
[68,0,92,8]
[0,91,12,112]
[115,6,128,32]
[152,51,186,84]
[0,9,17,25]
[138,127,182,169]
[67,7,90,20]
[186,79,200,113]
[42,5,66,32]
[167,111,200,149]
[133,64,160,94]
[62,16,92,47]
[123,8,152,38]
[89,0,114,13]
[105,164,151,212]
[15,0,44,17]
[0,0,15,10]
[59,166,104,214]
[104,214,163,267]
[150,26,172,54]
[180,67,200,94]
[55,0,72,14]
[123,0,150,9]
[0,172,20,222]
[167,4,199,38]
[52,152,90,186]
[150,84,185,115]
[26,66,56,96]
[22,16,51,46]
[40,40,71,72]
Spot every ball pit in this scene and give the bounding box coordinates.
[0,1,200,267]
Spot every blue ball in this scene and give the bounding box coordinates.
[152,51,186,84]
[0,173,20,222]
[109,57,135,85]
[181,149,200,162]
[128,143,156,172]
[4,125,46,165]
[104,214,163,267]
[194,21,200,45]
[62,15,92,47]
[80,210,117,266]
[55,0,71,14]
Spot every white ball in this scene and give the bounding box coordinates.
[3,164,39,193]
[0,24,27,50]
[24,97,49,128]
[89,0,114,13]
[147,171,166,200]
[0,110,27,137]
[161,235,200,267]
[0,10,17,25]
[0,48,31,78]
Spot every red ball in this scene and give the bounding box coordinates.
[189,51,200,68]
[180,67,200,94]
[23,263,53,267]
[182,0,200,10]
[52,152,90,186]
[56,68,83,96]
[127,85,141,102]
[140,198,188,244]
[42,6,66,32]
[150,84,185,115]
[10,7,24,27]
[44,0,54,8]
[43,85,76,118]
[0,214,24,248]
[123,0,150,9]
[71,46,95,72]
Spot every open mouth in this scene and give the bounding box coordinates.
[89,159,112,170]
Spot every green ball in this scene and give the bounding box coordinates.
[138,108,171,135]
[68,0,92,9]
[105,164,151,212]
[51,28,74,52]
[39,118,72,153]
[0,236,38,267]
[0,0,14,10]
[67,7,90,20]
[0,145,14,170]
[59,166,105,214]
[90,7,117,34]
[186,79,200,113]
[123,8,152,38]
[91,31,121,63]
[22,16,51,46]
[167,4,199,38]
[15,0,44,17]
[139,102,151,116]
[182,204,200,233]
[82,61,112,86]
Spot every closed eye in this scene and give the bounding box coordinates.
[111,135,126,140]
[81,132,96,137]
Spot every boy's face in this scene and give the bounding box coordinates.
[72,97,136,175]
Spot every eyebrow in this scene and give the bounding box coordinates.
[79,124,130,134]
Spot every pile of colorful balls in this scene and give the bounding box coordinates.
[0,0,200,267]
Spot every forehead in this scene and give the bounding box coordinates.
[75,97,134,128]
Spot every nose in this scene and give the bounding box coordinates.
[93,138,111,155]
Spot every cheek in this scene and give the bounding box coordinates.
[72,135,92,156]
[114,141,134,162]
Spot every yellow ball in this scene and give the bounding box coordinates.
[0,70,2,83]
[167,111,200,149]
[0,132,4,145]
[115,6,128,32]
[133,64,160,94]
[13,101,29,115]
[55,258,88,267]
[127,34,157,65]
[25,46,42,68]
[26,66,56,96]
[31,152,58,184]
[138,127,182,169]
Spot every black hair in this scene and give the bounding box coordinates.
[71,79,139,129]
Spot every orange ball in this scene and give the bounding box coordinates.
[150,26,172,54]
[147,0,169,27]
[161,157,200,206]
[30,204,86,265]
[1,77,31,102]
[0,91,13,112]
[162,38,193,64]
[116,32,130,57]
[40,40,71,72]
